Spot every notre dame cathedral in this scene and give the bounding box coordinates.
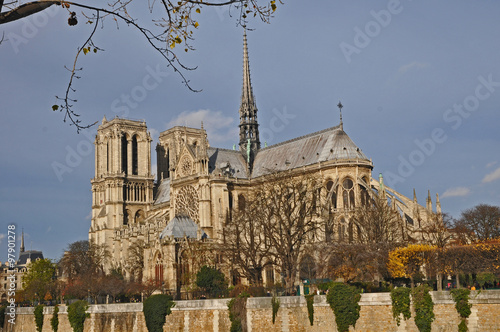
[89,32,441,291]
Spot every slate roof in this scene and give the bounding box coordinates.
[208,147,248,179]
[16,250,44,266]
[159,215,207,239]
[154,178,171,205]
[251,125,370,178]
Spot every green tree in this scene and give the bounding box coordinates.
[196,265,228,298]
[22,258,57,303]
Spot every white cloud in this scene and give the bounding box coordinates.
[441,187,470,198]
[85,211,92,220]
[486,161,498,168]
[46,226,52,233]
[167,109,238,145]
[0,233,5,246]
[482,167,500,183]
[398,61,429,74]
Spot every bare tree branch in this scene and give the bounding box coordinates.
[1,0,282,131]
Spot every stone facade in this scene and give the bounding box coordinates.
[5,290,500,332]
[88,33,442,291]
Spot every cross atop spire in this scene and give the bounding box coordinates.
[337,101,344,130]
[239,29,260,169]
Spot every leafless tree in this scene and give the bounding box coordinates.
[418,212,453,290]
[459,204,500,242]
[350,194,407,245]
[237,172,322,290]
[59,240,109,281]
[126,239,145,282]
[0,0,282,131]
[222,199,273,286]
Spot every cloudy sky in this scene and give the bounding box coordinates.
[1,1,499,262]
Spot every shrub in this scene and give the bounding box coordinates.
[68,300,89,332]
[390,287,411,326]
[228,295,247,332]
[271,295,280,324]
[411,285,434,332]
[51,305,59,332]
[34,304,44,332]
[143,294,175,332]
[326,283,361,332]
[196,265,228,298]
[451,288,472,332]
[305,294,314,326]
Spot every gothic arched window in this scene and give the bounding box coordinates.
[132,135,138,175]
[121,135,128,174]
[342,178,355,209]
[238,194,246,211]
[326,180,337,211]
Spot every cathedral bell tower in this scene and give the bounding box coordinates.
[90,116,154,249]
[238,30,260,169]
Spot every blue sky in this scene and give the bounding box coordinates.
[1,0,500,262]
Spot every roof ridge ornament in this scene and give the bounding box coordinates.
[337,101,344,130]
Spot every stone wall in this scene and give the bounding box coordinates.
[3,290,500,332]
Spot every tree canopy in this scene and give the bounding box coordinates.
[458,204,500,241]
[22,258,57,302]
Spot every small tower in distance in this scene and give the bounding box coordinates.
[20,228,25,253]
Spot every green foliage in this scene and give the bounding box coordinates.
[305,294,314,326]
[476,272,498,287]
[34,305,44,332]
[228,296,247,332]
[51,305,59,332]
[326,283,361,332]
[196,265,228,298]
[390,287,411,326]
[458,319,468,332]
[411,285,434,332]
[271,295,280,324]
[22,258,57,302]
[67,300,89,332]
[451,288,472,318]
[143,294,175,332]
[317,281,332,292]
[451,288,472,332]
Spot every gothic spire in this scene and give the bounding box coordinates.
[239,29,260,167]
